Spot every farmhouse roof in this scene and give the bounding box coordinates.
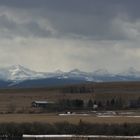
[33,101,54,104]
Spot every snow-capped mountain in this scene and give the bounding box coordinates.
[0,65,140,88]
[0,65,46,81]
[93,69,112,76]
[65,69,93,81]
[119,67,140,77]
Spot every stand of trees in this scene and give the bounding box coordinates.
[92,98,125,110]
[94,97,140,110]
[58,99,84,110]
[34,97,140,112]
[43,99,85,112]
[63,86,94,94]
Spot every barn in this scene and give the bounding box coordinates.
[32,101,55,108]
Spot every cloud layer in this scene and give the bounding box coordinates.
[0,0,139,73]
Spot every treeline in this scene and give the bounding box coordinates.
[43,98,124,111]
[57,99,84,110]
[43,99,85,111]
[62,86,94,93]
[57,97,140,111]
[41,99,96,111]
[34,98,140,112]
[94,97,140,110]
[0,122,140,138]
[129,97,140,108]
[94,98,123,110]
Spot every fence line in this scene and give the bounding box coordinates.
[23,134,140,139]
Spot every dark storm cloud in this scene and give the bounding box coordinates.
[0,14,53,38]
[1,0,139,17]
[0,0,140,72]
[0,0,140,40]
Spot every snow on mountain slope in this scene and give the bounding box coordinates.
[0,65,140,84]
[93,69,111,76]
[119,67,140,77]
[64,69,94,81]
[0,65,46,81]
[69,69,86,75]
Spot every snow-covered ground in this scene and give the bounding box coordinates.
[59,113,89,116]
[97,115,140,118]
[58,111,140,117]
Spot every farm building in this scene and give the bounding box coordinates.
[32,101,55,108]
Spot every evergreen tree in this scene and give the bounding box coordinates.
[87,99,93,108]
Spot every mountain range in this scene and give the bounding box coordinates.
[0,65,140,88]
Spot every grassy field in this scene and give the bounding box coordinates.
[0,81,140,113]
[0,114,139,124]
[0,91,93,113]
[0,82,139,140]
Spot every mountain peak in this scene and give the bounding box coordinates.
[93,69,110,76]
[54,69,64,74]
[120,67,140,77]
[8,65,32,74]
[127,67,138,74]
[8,65,29,71]
[1,65,37,81]
[70,69,82,73]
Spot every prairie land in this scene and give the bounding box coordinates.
[0,82,140,113]
[0,114,139,124]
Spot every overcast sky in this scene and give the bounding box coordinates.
[0,0,140,73]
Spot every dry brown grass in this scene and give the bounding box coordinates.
[0,82,140,113]
[0,114,139,124]
[0,92,94,113]
[0,86,94,113]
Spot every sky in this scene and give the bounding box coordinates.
[0,0,140,73]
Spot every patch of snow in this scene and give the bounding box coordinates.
[85,77,94,81]
[120,67,140,77]
[59,113,89,116]
[93,69,110,76]
[0,65,140,84]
